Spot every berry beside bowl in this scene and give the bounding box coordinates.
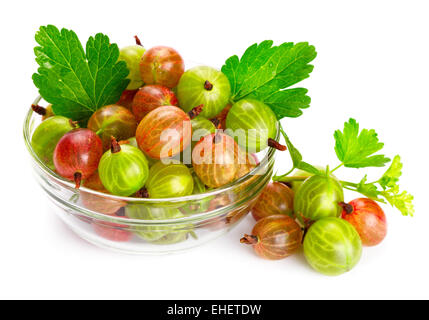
[24,96,278,254]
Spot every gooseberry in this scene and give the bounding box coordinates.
[241,215,303,260]
[251,182,294,221]
[294,175,344,225]
[93,215,132,242]
[303,217,362,276]
[226,99,286,152]
[139,46,184,88]
[31,116,77,170]
[131,85,178,122]
[177,66,231,118]
[340,198,387,246]
[235,149,258,180]
[192,132,240,188]
[145,162,194,198]
[53,128,103,188]
[98,137,149,196]
[87,104,138,151]
[81,171,125,215]
[126,206,190,244]
[117,89,138,110]
[118,38,146,90]
[136,105,202,159]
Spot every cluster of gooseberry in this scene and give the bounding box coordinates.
[31,37,287,242]
[242,174,387,276]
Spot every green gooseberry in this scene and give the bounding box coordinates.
[98,139,149,196]
[31,116,77,170]
[303,217,362,276]
[294,175,344,225]
[126,205,191,244]
[145,162,194,198]
[177,66,231,119]
[118,45,146,90]
[191,116,216,148]
[289,166,334,192]
[225,99,279,152]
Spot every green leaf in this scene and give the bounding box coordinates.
[382,189,414,217]
[379,155,402,189]
[221,41,316,119]
[32,25,130,122]
[355,175,384,201]
[334,118,390,168]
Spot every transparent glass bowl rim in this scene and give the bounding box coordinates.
[23,96,278,224]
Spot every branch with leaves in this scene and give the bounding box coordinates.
[273,119,414,216]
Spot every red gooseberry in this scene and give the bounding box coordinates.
[136,105,203,159]
[241,215,303,260]
[340,198,387,246]
[192,132,240,188]
[53,129,103,188]
[139,46,185,88]
[252,182,294,221]
[132,85,178,122]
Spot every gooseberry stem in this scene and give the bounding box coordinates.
[268,138,287,151]
[330,163,343,174]
[338,202,354,214]
[135,188,149,198]
[31,104,46,116]
[187,104,204,119]
[134,35,142,46]
[210,118,221,129]
[110,137,121,153]
[74,172,82,189]
[240,234,259,245]
[204,80,213,91]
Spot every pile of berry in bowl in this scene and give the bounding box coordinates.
[23,27,285,254]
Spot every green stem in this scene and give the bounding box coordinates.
[330,163,343,174]
[340,180,358,188]
[273,175,308,183]
[272,166,295,181]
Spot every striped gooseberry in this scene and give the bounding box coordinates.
[303,217,362,276]
[235,149,258,180]
[225,99,286,152]
[126,206,191,244]
[191,132,240,188]
[53,128,103,188]
[177,66,231,119]
[340,198,387,246]
[136,105,202,159]
[294,175,344,225]
[98,138,149,196]
[139,46,184,88]
[241,215,303,260]
[31,115,77,170]
[87,104,137,151]
[251,182,294,221]
[145,162,194,198]
[132,85,178,122]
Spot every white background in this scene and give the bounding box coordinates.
[1,0,428,299]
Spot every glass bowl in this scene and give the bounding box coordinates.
[23,96,277,254]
